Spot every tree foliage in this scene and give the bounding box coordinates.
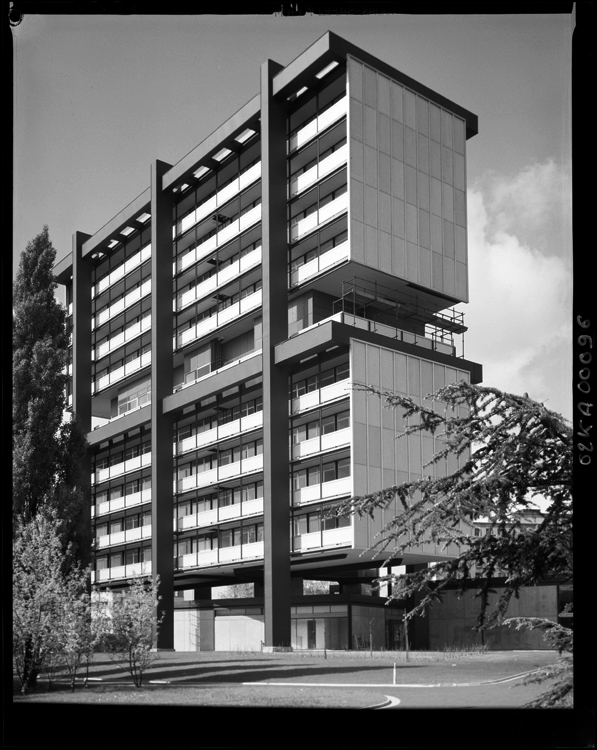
[337,381,572,626]
[12,512,93,694]
[12,226,89,562]
[102,576,164,687]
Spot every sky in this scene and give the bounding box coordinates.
[12,11,574,419]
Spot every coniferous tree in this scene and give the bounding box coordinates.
[337,381,572,623]
[336,381,573,706]
[12,226,90,563]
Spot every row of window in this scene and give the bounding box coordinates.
[290,361,349,399]
[176,439,263,478]
[290,228,348,272]
[290,183,347,227]
[292,410,349,443]
[176,239,261,296]
[175,397,263,442]
[93,442,151,472]
[95,511,151,537]
[293,507,350,536]
[176,522,264,555]
[96,547,151,569]
[177,481,264,517]
[93,476,151,505]
[292,457,350,490]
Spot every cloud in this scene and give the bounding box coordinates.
[460,160,572,419]
[480,159,572,260]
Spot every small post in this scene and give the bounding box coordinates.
[393,662,396,685]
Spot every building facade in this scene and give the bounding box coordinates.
[53,32,482,651]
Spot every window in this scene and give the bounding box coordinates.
[220,446,241,466]
[125,515,141,530]
[125,549,140,565]
[110,486,123,500]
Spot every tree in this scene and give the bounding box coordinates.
[12,512,91,693]
[336,382,572,702]
[12,226,89,563]
[102,576,164,687]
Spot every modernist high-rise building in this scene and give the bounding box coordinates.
[54,32,482,652]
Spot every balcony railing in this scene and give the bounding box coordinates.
[290,311,456,356]
[289,240,349,287]
[93,313,151,360]
[92,451,151,486]
[92,489,152,518]
[290,192,348,242]
[290,144,348,198]
[95,524,152,550]
[175,162,261,239]
[289,96,347,153]
[290,379,350,415]
[93,244,151,298]
[173,349,262,393]
[92,561,152,584]
[176,411,263,456]
[176,246,262,312]
[93,279,152,330]
[175,205,262,275]
[175,497,263,532]
[173,289,262,350]
[177,541,264,570]
[92,350,151,393]
[292,525,352,551]
[176,454,263,494]
[292,476,352,506]
[291,427,350,460]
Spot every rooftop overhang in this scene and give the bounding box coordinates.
[53,252,74,284]
[162,94,261,194]
[273,30,478,139]
[82,188,152,259]
[275,320,483,383]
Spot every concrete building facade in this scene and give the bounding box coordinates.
[54,32,482,651]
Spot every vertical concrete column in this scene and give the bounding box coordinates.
[72,231,92,564]
[151,159,175,650]
[261,59,292,649]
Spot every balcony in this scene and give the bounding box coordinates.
[93,313,151,360]
[93,244,151,298]
[176,454,263,494]
[176,411,263,456]
[292,525,352,551]
[289,239,349,287]
[292,476,352,506]
[93,350,151,394]
[174,289,262,351]
[96,524,152,550]
[92,489,151,518]
[290,192,348,242]
[290,143,348,198]
[92,561,152,584]
[177,541,264,570]
[175,205,262,275]
[176,246,262,312]
[175,497,263,532]
[174,349,262,394]
[175,162,261,239]
[93,279,152,330]
[92,451,151,486]
[290,379,350,415]
[290,311,457,357]
[291,427,350,460]
[289,96,347,153]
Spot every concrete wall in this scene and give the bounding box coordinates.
[214,615,264,651]
[428,586,560,650]
[347,55,468,302]
[350,339,471,551]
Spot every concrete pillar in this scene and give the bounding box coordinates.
[72,231,93,566]
[151,159,175,650]
[261,58,292,650]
